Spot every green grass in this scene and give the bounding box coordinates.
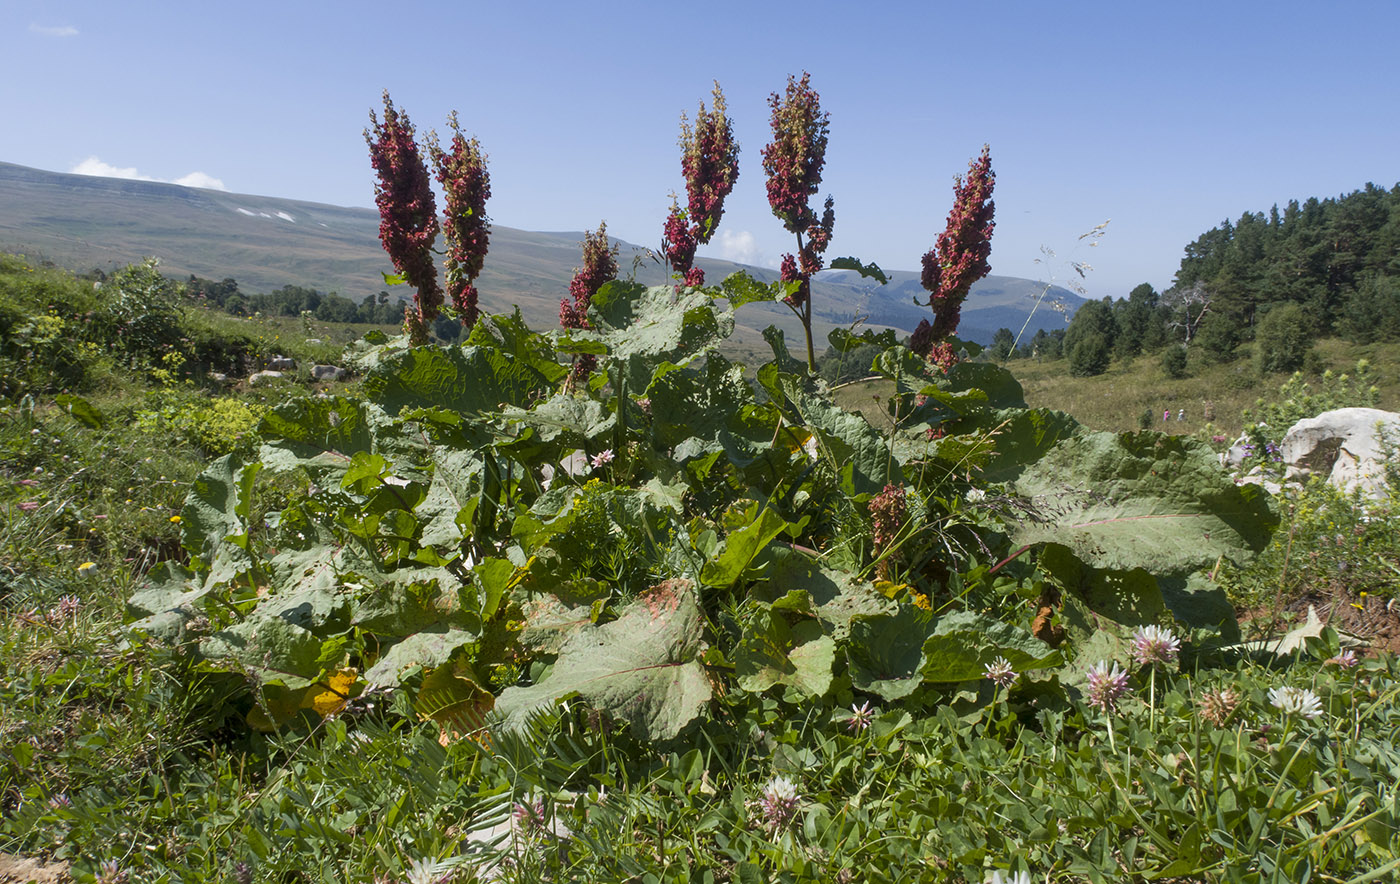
[4,255,1400,882]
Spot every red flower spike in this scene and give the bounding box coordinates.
[920,145,996,343]
[365,92,441,342]
[429,112,491,330]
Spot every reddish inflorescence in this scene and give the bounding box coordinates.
[365,92,441,344]
[919,145,996,343]
[762,73,835,366]
[662,83,739,287]
[429,112,491,330]
[867,484,908,555]
[561,223,618,382]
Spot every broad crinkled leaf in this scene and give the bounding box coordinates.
[417,447,483,548]
[734,607,835,699]
[573,282,735,389]
[365,627,479,687]
[494,582,710,741]
[846,607,930,701]
[365,344,544,417]
[759,547,895,639]
[919,611,1061,683]
[1007,430,1276,576]
[779,376,900,497]
[700,507,790,590]
[180,455,260,576]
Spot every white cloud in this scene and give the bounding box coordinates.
[72,157,152,181]
[708,229,779,269]
[70,156,227,191]
[30,24,78,38]
[174,171,227,190]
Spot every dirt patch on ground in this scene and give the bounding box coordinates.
[0,853,71,884]
[1240,587,1400,655]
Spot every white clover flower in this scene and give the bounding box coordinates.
[1130,624,1181,667]
[756,775,800,832]
[847,700,875,733]
[984,656,1016,689]
[1085,660,1130,713]
[1268,686,1323,720]
[965,488,987,503]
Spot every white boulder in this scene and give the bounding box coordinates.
[312,364,350,382]
[1280,407,1400,499]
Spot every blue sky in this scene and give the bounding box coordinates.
[3,0,1397,299]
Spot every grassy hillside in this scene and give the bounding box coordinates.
[0,161,1083,351]
[1008,338,1400,439]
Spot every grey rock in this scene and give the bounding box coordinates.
[248,370,284,386]
[312,364,350,382]
[1280,407,1400,499]
[268,356,296,371]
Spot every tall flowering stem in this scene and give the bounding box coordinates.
[428,112,491,330]
[561,222,618,383]
[913,145,996,354]
[762,72,834,371]
[662,82,740,287]
[365,91,441,345]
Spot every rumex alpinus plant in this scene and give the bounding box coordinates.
[428,111,491,330]
[762,72,835,371]
[910,145,996,363]
[560,222,618,382]
[365,91,441,345]
[661,82,740,287]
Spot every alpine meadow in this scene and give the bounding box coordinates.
[4,68,1400,884]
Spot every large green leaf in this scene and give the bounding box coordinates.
[779,376,900,497]
[364,626,479,688]
[919,611,1060,683]
[846,607,930,701]
[365,344,542,417]
[493,582,710,741]
[700,507,790,590]
[1007,431,1277,576]
[180,455,261,586]
[734,606,835,699]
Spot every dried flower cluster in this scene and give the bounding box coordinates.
[762,72,835,369]
[366,92,441,344]
[662,83,739,286]
[428,111,491,330]
[1197,686,1241,727]
[867,483,908,551]
[912,145,996,352]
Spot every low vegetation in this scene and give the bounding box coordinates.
[3,251,1400,882]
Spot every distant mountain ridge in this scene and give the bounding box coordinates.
[0,160,1084,346]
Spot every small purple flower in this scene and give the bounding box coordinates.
[1085,660,1130,713]
[1325,649,1360,669]
[590,449,615,469]
[1130,625,1180,667]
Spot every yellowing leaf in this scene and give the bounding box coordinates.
[302,669,358,718]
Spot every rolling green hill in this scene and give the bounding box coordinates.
[0,160,1083,349]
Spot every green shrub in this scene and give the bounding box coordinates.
[1255,303,1313,373]
[1161,344,1188,378]
[1067,330,1110,376]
